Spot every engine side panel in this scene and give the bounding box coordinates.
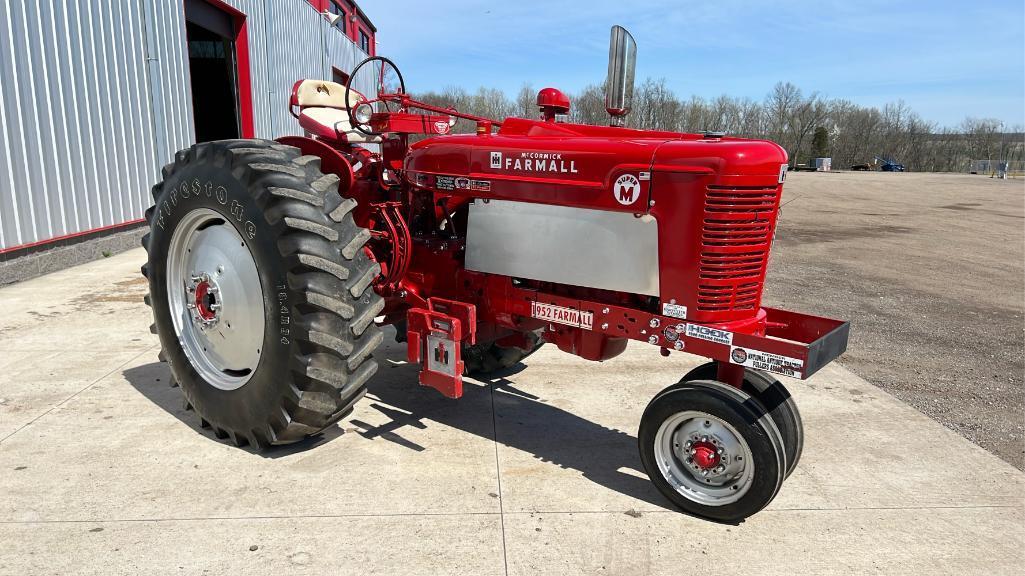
[465,199,660,296]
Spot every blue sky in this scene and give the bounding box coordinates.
[359,0,1024,128]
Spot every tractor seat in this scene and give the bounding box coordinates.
[290,79,380,144]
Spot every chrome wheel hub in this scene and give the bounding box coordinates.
[188,273,222,328]
[166,208,265,391]
[654,410,755,506]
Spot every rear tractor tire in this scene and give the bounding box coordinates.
[142,139,384,448]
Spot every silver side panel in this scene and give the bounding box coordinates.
[465,200,660,296]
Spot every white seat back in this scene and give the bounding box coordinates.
[294,80,364,111]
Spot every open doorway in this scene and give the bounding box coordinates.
[184,0,253,142]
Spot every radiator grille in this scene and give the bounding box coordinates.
[697,185,781,312]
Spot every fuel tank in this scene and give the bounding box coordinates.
[404,118,788,323]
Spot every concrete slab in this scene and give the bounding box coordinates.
[0,514,505,576]
[0,247,1022,575]
[0,250,153,352]
[0,349,500,522]
[503,507,1024,576]
[487,343,1024,514]
[0,348,150,439]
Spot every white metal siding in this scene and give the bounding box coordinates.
[0,0,369,251]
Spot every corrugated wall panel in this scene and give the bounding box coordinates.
[144,0,194,167]
[0,0,163,250]
[229,0,371,138]
[0,0,371,251]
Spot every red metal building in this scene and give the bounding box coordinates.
[0,0,377,277]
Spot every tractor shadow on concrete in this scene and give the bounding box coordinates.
[122,334,672,509]
[122,361,346,457]
[358,335,673,510]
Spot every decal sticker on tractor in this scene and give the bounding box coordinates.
[614,173,641,205]
[685,324,734,346]
[470,180,491,192]
[778,163,788,184]
[490,151,503,169]
[435,176,456,190]
[455,177,471,190]
[661,302,687,320]
[729,346,804,378]
[434,121,451,135]
[531,301,594,330]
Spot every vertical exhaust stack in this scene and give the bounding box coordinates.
[605,25,637,127]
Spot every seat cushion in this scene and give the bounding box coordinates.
[298,107,379,144]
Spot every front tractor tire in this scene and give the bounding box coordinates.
[142,140,384,448]
[681,362,804,478]
[462,330,544,377]
[639,380,787,522]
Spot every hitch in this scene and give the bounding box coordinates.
[406,298,477,399]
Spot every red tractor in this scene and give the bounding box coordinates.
[142,27,848,521]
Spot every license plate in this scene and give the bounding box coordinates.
[531,301,594,330]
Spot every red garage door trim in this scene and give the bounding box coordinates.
[200,0,255,138]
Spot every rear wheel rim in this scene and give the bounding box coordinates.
[653,410,755,506]
[166,208,265,391]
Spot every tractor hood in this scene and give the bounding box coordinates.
[404,117,788,210]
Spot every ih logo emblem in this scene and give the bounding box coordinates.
[490,152,503,169]
[614,174,641,205]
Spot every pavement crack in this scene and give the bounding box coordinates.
[490,384,510,576]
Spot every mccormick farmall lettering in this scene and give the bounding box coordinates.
[503,151,579,174]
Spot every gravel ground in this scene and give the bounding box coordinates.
[764,171,1024,470]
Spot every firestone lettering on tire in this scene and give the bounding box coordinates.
[156,179,257,240]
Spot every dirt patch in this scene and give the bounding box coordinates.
[776,224,914,245]
[71,276,149,307]
[767,171,1025,470]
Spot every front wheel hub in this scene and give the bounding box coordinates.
[691,441,720,470]
[654,411,755,505]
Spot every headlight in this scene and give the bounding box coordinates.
[354,103,373,125]
[449,115,457,127]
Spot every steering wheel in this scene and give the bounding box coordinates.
[345,56,406,136]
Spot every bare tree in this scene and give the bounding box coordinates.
[410,79,1019,173]
[515,83,536,119]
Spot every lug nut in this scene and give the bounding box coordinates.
[649,318,660,328]
[674,340,684,350]
[648,335,658,345]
